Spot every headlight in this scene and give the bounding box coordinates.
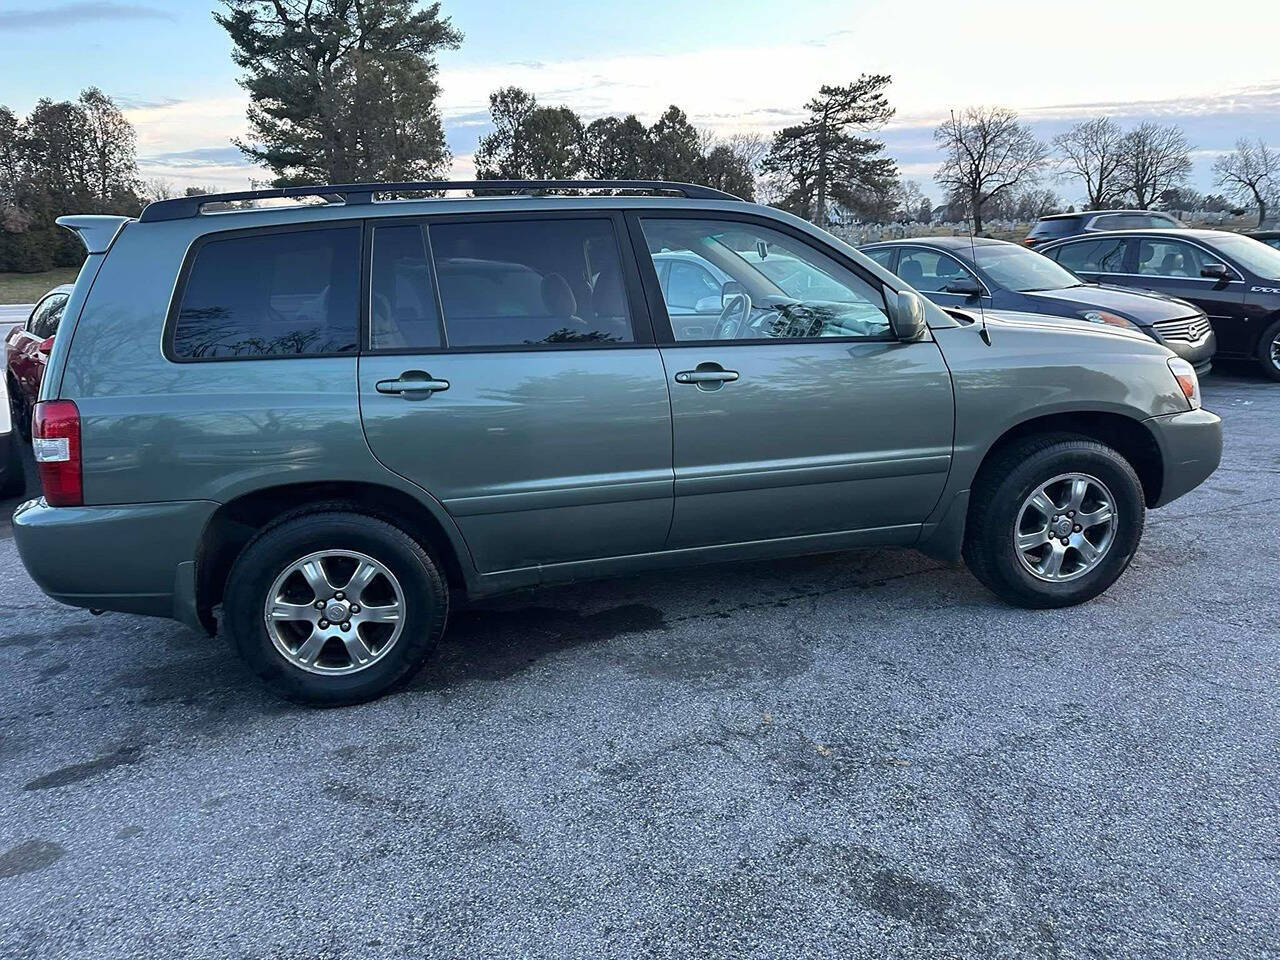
[1079,309,1138,329]
[1167,357,1201,410]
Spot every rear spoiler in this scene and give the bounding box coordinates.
[56,215,131,254]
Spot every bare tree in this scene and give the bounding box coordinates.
[1117,122,1192,209]
[933,106,1050,234]
[1214,138,1278,227]
[1054,117,1125,209]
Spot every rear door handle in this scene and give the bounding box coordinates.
[375,371,450,397]
[674,368,739,385]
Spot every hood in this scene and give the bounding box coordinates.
[1022,284,1199,325]
[960,308,1158,347]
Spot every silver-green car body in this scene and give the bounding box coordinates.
[14,195,1221,634]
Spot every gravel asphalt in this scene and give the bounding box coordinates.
[0,368,1276,959]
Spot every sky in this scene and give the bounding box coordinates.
[1,0,1278,205]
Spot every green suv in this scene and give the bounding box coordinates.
[14,180,1222,704]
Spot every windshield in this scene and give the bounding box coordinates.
[972,244,1082,292]
[1213,234,1280,280]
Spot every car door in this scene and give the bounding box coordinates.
[358,212,674,574]
[630,212,954,549]
[1131,237,1247,352]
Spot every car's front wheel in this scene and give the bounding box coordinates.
[962,435,1145,608]
[223,511,448,705]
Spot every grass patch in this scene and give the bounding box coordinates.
[0,267,82,305]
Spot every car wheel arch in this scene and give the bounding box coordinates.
[973,410,1164,508]
[194,480,475,634]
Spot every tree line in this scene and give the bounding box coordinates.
[2,0,1277,275]
[0,89,141,271]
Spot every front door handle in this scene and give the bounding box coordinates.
[375,370,450,398]
[674,366,739,386]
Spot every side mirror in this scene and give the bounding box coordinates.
[943,276,982,297]
[693,295,723,314]
[37,336,55,355]
[888,290,927,342]
[1200,262,1230,280]
[721,281,745,309]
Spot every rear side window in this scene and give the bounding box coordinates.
[1050,237,1129,274]
[172,226,361,360]
[28,294,68,339]
[1027,218,1079,240]
[428,219,634,348]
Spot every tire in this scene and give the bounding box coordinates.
[223,511,448,705]
[1257,317,1280,382]
[962,435,1145,608]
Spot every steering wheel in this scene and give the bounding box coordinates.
[714,292,753,340]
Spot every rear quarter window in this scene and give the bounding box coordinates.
[170,225,361,360]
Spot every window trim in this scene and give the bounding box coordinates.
[360,209,656,357]
[1050,234,1246,283]
[895,244,992,298]
[162,220,367,365]
[627,209,899,347]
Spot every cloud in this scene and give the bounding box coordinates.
[0,2,174,30]
[139,146,252,168]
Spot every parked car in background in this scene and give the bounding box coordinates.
[1245,230,1280,251]
[860,236,1216,373]
[1024,210,1185,248]
[13,181,1221,705]
[4,283,73,440]
[1041,229,1280,380]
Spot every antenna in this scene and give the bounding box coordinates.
[952,109,992,346]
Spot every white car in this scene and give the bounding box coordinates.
[0,370,24,498]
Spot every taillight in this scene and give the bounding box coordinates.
[32,400,82,507]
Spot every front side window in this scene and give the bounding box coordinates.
[1136,239,1219,278]
[28,294,68,339]
[895,248,975,294]
[664,259,725,314]
[1207,234,1280,280]
[1051,237,1129,274]
[640,217,890,342]
[428,219,634,348]
[863,247,896,269]
[172,226,361,359]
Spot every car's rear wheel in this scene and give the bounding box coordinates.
[962,435,1145,608]
[224,511,448,705]
[1257,317,1280,382]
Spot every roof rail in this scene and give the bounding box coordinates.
[138,179,743,222]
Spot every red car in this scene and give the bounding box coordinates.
[4,284,72,440]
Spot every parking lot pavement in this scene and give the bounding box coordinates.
[0,370,1276,960]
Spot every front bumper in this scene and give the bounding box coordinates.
[1144,408,1223,508]
[1152,328,1216,376]
[12,498,217,626]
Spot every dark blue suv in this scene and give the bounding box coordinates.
[861,236,1216,373]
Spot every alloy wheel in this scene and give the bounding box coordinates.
[1014,473,1118,582]
[263,549,405,675]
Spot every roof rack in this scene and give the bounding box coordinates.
[138,179,742,222]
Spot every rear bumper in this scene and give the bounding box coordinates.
[1144,408,1223,508]
[12,498,216,627]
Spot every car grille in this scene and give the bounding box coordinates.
[1152,315,1212,343]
